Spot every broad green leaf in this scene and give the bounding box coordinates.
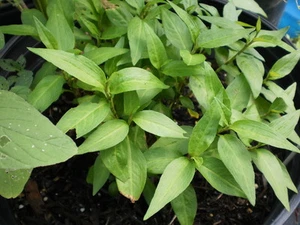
[116,137,147,203]
[106,6,133,27]
[197,27,251,48]
[236,54,264,98]
[21,8,47,26]
[28,75,64,112]
[78,119,129,154]
[91,154,110,195]
[226,75,252,111]
[125,0,144,12]
[180,50,206,66]
[171,185,197,225]
[123,91,140,116]
[128,17,146,65]
[0,168,32,198]
[108,67,168,94]
[162,60,202,77]
[251,148,290,210]
[128,126,148,151]
[84,47,129,65]
[0,25,37,36]
[0,90,77,170]
[199,16,244,29]
[132,110,186,138]
[269,97,287,113]
[28,48,106,92]
[46,4,75,50]
[218,134,255,205]
[188,100,221,156]
[268,51,300,80]
[144,147,182,174]
[143,22,168,69]
[168,1,201,42]
[161,8,192,50]
[56,101,110,138]
[196,156,246,198]
[34,17,58,49]
[231,0,267,17]
[230,120,300,153]
[144,157,195,220]
[32,62,57,88]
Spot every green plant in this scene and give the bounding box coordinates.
[0,0,300,224]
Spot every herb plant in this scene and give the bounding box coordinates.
[0,0,300,224]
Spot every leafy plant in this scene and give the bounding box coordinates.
[0,0,300,224]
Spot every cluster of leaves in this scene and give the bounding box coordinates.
[0,0,300,224]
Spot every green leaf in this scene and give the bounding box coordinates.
[108,67,168,94]
[0,168,32,198]
[195,156,246,198]
[0,25,37,36]
[78,119,129,154]
[28,75,64,112]
[79,16,101,39]
[21,8,47,26]
[197,28,251,48]
[0,90,77,170]
[188,100,220,156]
[180,50,206,66]
[28,48,106,92]
[32,62,57,88]
[277,159,298,193]
[171,185,197,225]
[236,54,264,98]
[199,15,244,29]
[144,157,195,220]
[161,8,192,50]
[0,32,4,50]
[123,91,140,116]
[116,137,147,203]
[231,0,267,17]
[83,47,129,65]
[46,4,75,50]
[56,101,110,138]
[125,0,144,12]
[143,21,168,69]
[162,60,202,77]
[218,134,255,205]
[34,17,58,49]
[128,17,146,65]
[251,148,290,210]
[91,154,110,195]
[106,6,133,27]
[230,120,300,153]
[268,50,300,80]
[132,110,186,138]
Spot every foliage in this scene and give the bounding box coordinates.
[0,0,300,224]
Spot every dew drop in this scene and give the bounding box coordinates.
[26,128,30,131]
[49,135,53,138]
[44,143,48,146]
[42,149,45,152]
[32,145,35,148]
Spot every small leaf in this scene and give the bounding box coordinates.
[180,50,206,66]
[218,134,255,205]
[0,168,32,198]
[0,90,77,170]
[116,137,147,203]
[161,8,192,50]
[28,75,65,112]
[133,110,186,138]
[84,47,129,65]
[162,60,202,77]
[123,91,140,116]
[108,67,168,94]
[230,120,300,153]
[144,157,195,220]
[34,17,58,49]
[56,101,110,138]
[196,156,246,198]
[197,28,251,48]
[91,154,110,195]
[171,185,197,225]
[28,48,106,92]
[78,119,129,154]
[251,149,290,210]
[128,17,146,65]
[268,50,300,80]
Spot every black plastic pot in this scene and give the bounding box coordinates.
[1,1,300,225]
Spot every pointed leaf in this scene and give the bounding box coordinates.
[56,101,110,138]
[230,120,300,152]
[0,90,77,170]
[78,119,129,154]
[218,134,255,205]
[28,48,106,92]
[34,17,58,49]
[180,50,206,66]
[91,154,110,195]
[133,110,186,138]
[144,157,195,220]
[28,75,65,112]
[108,67,168,94]
[84,47,129,65]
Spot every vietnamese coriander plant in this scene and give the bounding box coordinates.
[0,0,300,224]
